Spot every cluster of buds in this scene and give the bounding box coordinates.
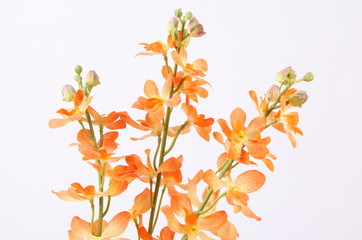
[167,9,205,44]
[50,9,313,240]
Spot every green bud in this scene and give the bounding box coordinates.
[288,91,308,107]
[171,28,180,41]
[74,75,82,82]
[276,67,296,85]
[184,11,193,21]
[174,8,182,18]
[74,65,82,75]
[85,70,100,87]
[303,72,314,82]
[62,84,76,102]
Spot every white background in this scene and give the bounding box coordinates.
[1,0,362,239]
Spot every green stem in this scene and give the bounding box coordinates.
[265,84,292,117]
[148,106,172,234]
[90,200,95,235]
[198,191,227,215]
[164,121,188,156]
[153,136,162,171]
[102,196,111,217]
[152,186,167,230]
[134,220,141,240]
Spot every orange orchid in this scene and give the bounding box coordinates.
[88,106,126,130]
[53,180,128,202]
[203,169,266,221]
[273,94,303,148]
[161,195,228,240]
[182,103,214,141]
[132,79,181,119]
[214,108,267,160]
[71,129,121,162]
[49,89,92,128]
[68,211,131,240]
[171,47,208,79]
[136,34,177,57]
[120,112,164,140]
[161,66,210,104]
[124,150,183,186]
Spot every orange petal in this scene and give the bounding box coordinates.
[101,211,131,238]
[144,80,160,98]
[158,156,182,173]
[203,170,227,192]
[70,216,93,239]
[235,170,266,193]
[230,108,246,131]
[245,116,266,139]
[198,211,227,231]
[161,206,188,234]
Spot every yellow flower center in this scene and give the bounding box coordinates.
[190,225,198,233]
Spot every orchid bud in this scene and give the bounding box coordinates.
[171,28,180,41]
[187,17,206,37]
[74,65,82,75]
[303,72,314,82]
[62,84,76,102]
[174,8,182,18]
[184,11,193,21]
[85,70,100,87]
[167,17,179,33]
[288,91,308,107]
[276,67,296,85]
[266,84,280,102]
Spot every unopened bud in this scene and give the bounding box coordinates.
[62,84,76,102]
[184,11,193,21]
[167,17,179,33]
[174,8,182,18]
[288,91,308,107]
[171,28,180,41]
[303,72,314,82]
[74,65,82,75]
[266,84,280,102]
[85,70,100,87]
[276,67,296,85]
[187,17,206,37]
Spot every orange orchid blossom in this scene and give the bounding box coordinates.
[132,78,181,119]
[53,180,128,202]
[213,108,267,160]
[171,46,208,79]
[123,150,183,186]
[161,195,228,240]
[136,34,177,57]
[161,66,210,104]
[203,169,266,221]
[120,112,164,140]
[71,129,121,162]
[273,94,303,148]
[88,106,126,130]
[68,211,131,240]
[182,103,214,141]
[49,89,92,128]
